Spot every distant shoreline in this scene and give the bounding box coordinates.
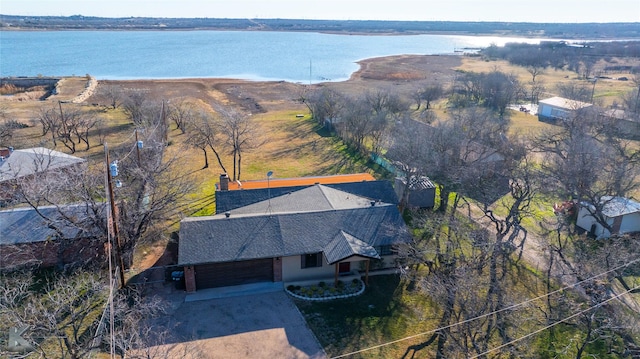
[2,15,638,40]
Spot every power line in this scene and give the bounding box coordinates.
[330,256,640,359]
[469,284,640,359]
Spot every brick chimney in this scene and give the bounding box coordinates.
[219,173,229,191]
[0,147,11,158]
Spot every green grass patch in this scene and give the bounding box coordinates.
[295,275,440,358]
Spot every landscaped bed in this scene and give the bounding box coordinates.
[286,279,365,301]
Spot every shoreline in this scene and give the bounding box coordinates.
[1,53,464,84]
[2,27,637,41]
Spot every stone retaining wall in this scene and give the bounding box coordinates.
[0,77,60,88]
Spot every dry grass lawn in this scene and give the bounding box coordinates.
[458,57,639,107]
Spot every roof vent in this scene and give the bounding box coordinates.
[225,212,231,218]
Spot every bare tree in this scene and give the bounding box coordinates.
[0,271,197,359]
[122,90,151,126]
[0,271,106,359]
[15,118,194,271]
[528,80,546,105]
[97,83,124,109]
[300,87,345,130]
[339,96,374,152]
[453,70,521,116]
[168,99,195,134]
[387,119,431,212]
[417,84,444,111]
[622,85,640,115]
[556,82,592,103]
[217,107,260,181]
[0,119,20,144]
[111,140,195,267]
[389,107,511,212]
[534,112,640,233]
[34,103,100,152]
[185,109,229,171]
[526,65,545,83]
[398,209,535,358]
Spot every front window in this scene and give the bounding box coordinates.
[375,245,394,256]
[301,253,323,268]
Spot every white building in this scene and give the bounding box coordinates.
[538,96,592,123]
[576,196,640,238]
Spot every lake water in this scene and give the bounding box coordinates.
[0,31,541,82]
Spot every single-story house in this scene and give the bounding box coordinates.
[576,196,640,239]
[0,204,104,271]
[179,179,410,292]
[0,147,86,203]
[537,96,593,123]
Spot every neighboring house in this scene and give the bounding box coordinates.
[394,176,436,209]
[537,96,593,123]
[0,147,86,203]
[0,204,104,271]
[576,196,640,239]
[179,177,409,292]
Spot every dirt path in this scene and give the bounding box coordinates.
[461,201,640,313]
[70,76,97,103]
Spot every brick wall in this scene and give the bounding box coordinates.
[0,237,104,271]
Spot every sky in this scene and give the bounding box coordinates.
[1,0,639,23]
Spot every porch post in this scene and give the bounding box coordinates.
[334,263,339,285]
[184,266,196,293]
[365,259,370,285]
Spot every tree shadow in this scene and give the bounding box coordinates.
[315,124,333,138]
[401,333,439,359]
[128,236,179,286]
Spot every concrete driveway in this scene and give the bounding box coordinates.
[145,290,326,359]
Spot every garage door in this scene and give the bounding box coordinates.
[195,258,274,289]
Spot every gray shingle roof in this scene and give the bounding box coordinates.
[0,147,85,182]
[215,180,398,214]
[227,185,377,215]
[0,204,101,245]
[323,231,380,264]
[178,185,408,265]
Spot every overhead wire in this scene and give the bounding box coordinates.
[330,256,640,359]
[103,159,116,359]
[468,283,640,359]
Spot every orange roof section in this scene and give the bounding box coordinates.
[222,173,376,191]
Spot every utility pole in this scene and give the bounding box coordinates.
[135,129,141,166]
[105,143,126,288]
